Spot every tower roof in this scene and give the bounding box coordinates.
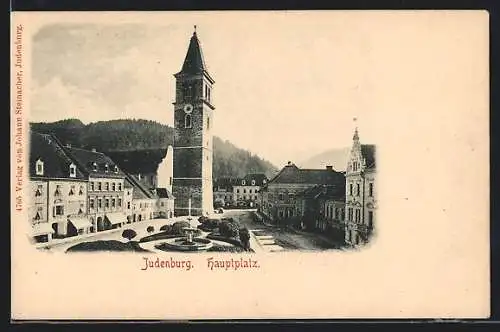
[179,28,208,75]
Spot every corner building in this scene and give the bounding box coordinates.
[172,28,215,216]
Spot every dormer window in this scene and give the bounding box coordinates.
[242,180,246,186]
[104,164,109,173]
[92,162,98,172]
[69,163,76,178]
[251,180,256,186]
[35,159,44,176]
[263,179,266,184]
[114,165,119,173]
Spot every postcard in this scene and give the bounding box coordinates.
[11,10,490,319]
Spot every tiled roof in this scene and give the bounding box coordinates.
[156,188,174,199]
[213,177,240,191]
[29,131,86,180]
[124,173,157,200]
[105,149,167,174]
[65,146,126,178]
[298,184,345,201]
[268,162,345,186]
[361,144,376,169]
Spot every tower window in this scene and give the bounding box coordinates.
[35,159,44,176]
[369,183,374,197]
[185,114,192,128]
[207,117,210,130]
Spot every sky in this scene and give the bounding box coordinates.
[30,12,389,167]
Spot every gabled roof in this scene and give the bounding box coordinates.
[179,30,209,76]
[29,131,86,180]
[213,177,240,191]
[361,144,376,169]
[124,173,157,200]
[267,162,345,186]
[156,187,174,199]
[65,146,126,179]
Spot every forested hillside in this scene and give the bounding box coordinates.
[30,119,278,179]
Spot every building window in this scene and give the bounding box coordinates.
[369,183,373,197]
[348,208,353,221]
[118,183,122,191]
[242,180,246,186]
[105,182,109,191]
[279,193,284,201]
[34,211,41,220]
[355,209,360,223]
[105,198,110,208]
[92,162,98,172]
[97,182,102,191]
[368,211,374,228]
[54,185,61,196]
[97,198,102,208]
[35,159,44,176]
[79,186,84,195]
[207,117,210,130]
[114,165,119,173]
[69,164,77,178]
[112,183,116,191]
[118,198,122,207]
[185,114,192,128]
[127,202,131,209]
[111,198,116,208]
[104,164,109,173]
[90,198,95,209]
[69,186,75,196]
[236,189,240,193]
[169,177,172,186]
[90,182,94,191]
[349,183,353,196]
[356,184,360,197]
[54,205,64,216]
[35,185,43,197]
[243,189,246,194]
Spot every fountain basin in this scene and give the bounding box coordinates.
[155,237,213,252]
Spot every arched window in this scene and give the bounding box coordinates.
[185,114,192,128]
[35,159,44,176]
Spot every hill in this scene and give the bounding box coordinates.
[30,119,278,179]
[299,147,351,172]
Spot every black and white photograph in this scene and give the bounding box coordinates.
[11,11,489,320]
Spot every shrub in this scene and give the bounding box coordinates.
[160,224,172,232]
[171,221,190,235]
[146,226,155,233]
[239,228,251,250]
[219,221,239,239]
[198,216,209,223]
[122,229,137,241]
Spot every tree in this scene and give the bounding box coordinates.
[239,228,251,250]
[122,229,137,241]
[146,226,155,233]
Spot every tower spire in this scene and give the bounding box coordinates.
[353,117,359,141]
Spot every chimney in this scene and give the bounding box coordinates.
[287,161,292,166]
[91,148,97,152]
[326,165,333,171]
[66,143,72,148]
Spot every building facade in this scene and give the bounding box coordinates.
[29,132,90,243]
[260,162,345,227]
[213,177,239,207]
[65,146,128,232]
[344,128,377,246]
[172,28,215,216]
[232,173,268,208]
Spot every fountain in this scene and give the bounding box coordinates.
[154,223,213,252]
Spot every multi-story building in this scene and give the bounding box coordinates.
[260,162,345,226]
[232,173,268,208]
[65,146,128,232]
[344,127,377,246]
[125,173,159,222]
[29,132,90,243]
[213,177,239,207]
[295,184,346,242]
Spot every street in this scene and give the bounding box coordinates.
[223,209,344,251]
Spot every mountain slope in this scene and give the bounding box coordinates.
[30,119,278,179]
[299,147,351,171]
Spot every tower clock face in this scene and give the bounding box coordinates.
[183,104,193,114]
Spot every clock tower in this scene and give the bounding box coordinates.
[172,27,215,216]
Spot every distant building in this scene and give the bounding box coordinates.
[260,162,345,226]
[213,177,239,207]
[233,173,268,208]
[29,132,90,243]
[344,127,377,246]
